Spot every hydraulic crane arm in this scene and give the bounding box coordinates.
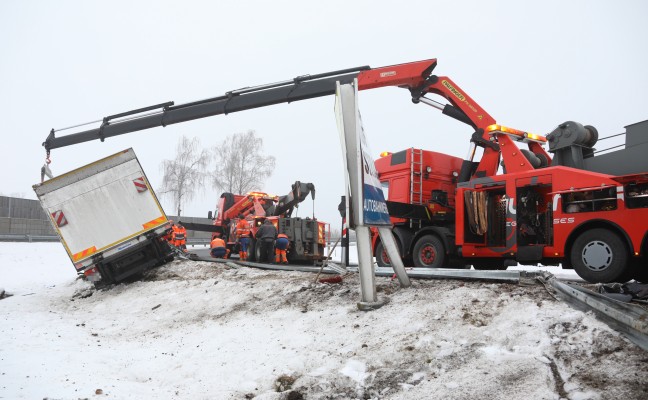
[273,181,315,218]
[44,58,537,178]
[43,59,479,151]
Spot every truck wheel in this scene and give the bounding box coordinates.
[375,242,392,268]
[93,280,110,290]
[570,228,629,283]
[248,239,257,262]
[253,240,267,262]
[630,259,648,283]
[413,235,445,268]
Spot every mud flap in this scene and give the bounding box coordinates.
[517,245,545,263]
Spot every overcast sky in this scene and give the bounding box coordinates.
[2,0,647,226]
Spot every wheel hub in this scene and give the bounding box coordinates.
[421,245,436,264]
[581,240,613,271]
[380,250,390,265]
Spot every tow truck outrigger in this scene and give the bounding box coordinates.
[43,58,648,283]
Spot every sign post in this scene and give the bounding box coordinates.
[335,80,411,310]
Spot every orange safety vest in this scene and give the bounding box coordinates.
[236,219,251,238]
[210,237,226,248]
[172,226,186,241]
[178,226,187,242]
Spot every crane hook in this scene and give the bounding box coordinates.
[41,149,53,183]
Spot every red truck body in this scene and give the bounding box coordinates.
[372,131,648,284]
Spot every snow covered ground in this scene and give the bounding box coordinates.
[1,242,646,400]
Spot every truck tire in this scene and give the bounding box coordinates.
[412,235,445,268]
[375,242,392,268]
[93,280,110,290]
[570,228,629,283]
[248,239,257,262]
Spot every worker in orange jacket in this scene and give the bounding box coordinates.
[178,223,187,251]
[171,223,180,245]
[210,232,230,258]
[275,233,289,264]
[235,214,251,261]
[173,222,187,251]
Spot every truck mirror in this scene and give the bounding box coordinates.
[208,211,213,220]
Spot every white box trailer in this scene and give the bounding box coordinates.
[33,148,174,285]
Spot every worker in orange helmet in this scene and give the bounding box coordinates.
[235,214,251,261]
[210,232,230,259]
[274,233,289,264]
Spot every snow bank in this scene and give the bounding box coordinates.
[0,243,645,399]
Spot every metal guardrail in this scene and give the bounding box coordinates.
[541,273,648,351]
[186,239,354,247]
[0,234,60,242]
[186,238,211,246]
[0,234,212,245]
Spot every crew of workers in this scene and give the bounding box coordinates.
[209,217,289,264]
[166,220,188,252]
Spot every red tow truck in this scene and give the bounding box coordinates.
[43,58,648,282]
[371,119,648,284]
[182,182,328,264]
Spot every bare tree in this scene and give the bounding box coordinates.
[211,130,275,194]
[159,135,209,216]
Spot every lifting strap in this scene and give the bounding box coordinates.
[464,191,488,235]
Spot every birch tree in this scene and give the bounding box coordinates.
[211,130,275,194]
[159,135,209,216]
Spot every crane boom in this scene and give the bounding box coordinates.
[43,58,509,177]
[43,59,479,150]
[44,68,363,151]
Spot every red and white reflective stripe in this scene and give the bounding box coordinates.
[133,177,148,193]
[51,210,68,227]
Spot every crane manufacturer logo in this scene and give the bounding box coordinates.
[442,79,478,113]
[442,80,465,102]
[380,71,396,78]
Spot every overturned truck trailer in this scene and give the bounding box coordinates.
[33,148,174,286]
